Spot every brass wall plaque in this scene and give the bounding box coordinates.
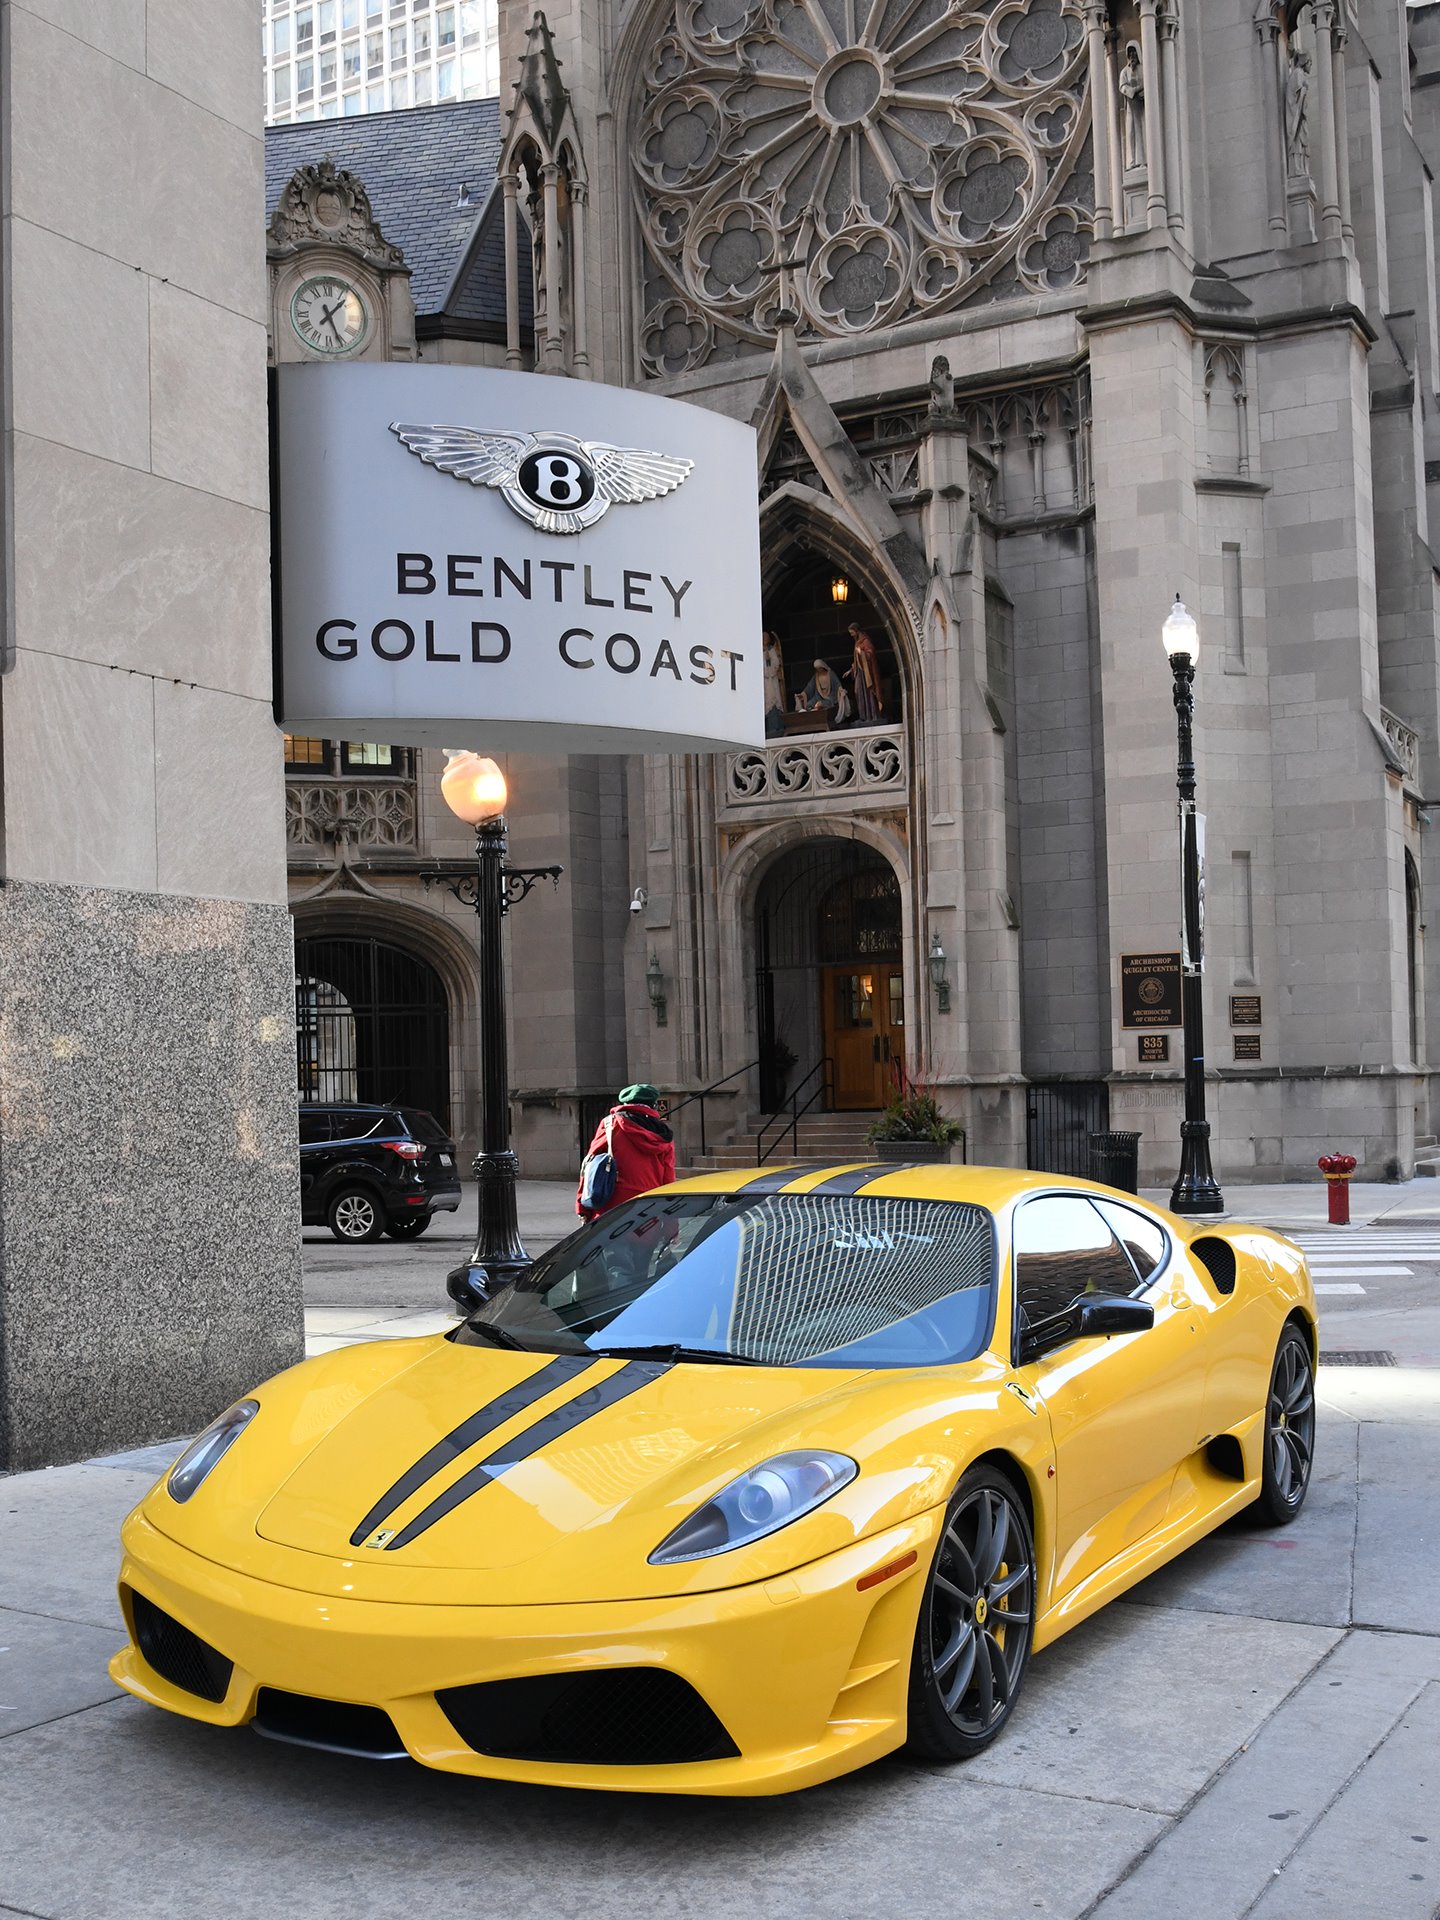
[1138,1033,1170,1063]
[1230,994,1262,1027]
[1233,1032,1262,1061]
[1121,951,1182,1029]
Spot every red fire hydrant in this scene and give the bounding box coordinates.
[1318,1153,1358,1226]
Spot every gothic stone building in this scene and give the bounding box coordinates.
[269,1,1440,1187]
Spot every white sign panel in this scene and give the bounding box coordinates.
[274,363,764,753]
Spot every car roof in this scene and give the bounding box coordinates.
[661,1162,1191,1226]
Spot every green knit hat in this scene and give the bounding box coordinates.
[619,1083,661,1108]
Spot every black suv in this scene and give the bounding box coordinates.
[299,1104,463,1243]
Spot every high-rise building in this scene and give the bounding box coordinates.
[261,0,498,125]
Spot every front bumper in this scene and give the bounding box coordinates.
[111,1507,938,1796]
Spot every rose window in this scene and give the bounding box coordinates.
[634,0,1091,370]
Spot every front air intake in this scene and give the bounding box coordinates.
[128,1589,233,1704]
[252,1689,408,1759]
[437,1667,739,1766]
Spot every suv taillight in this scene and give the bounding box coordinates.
[382,1141,426,1160]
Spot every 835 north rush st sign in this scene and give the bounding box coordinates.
[272,363,763,754]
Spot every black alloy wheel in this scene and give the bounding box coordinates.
[385,1214,432,1240]
[1255,1325,1316,1525]
[327,1186,385,1244]
[906,1464,1035,1761]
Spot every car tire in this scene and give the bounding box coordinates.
[327,1187,386,1244]
[905,1463,1035,1763]
[1253,1324,1316,1526]
[385,1214,432,1240]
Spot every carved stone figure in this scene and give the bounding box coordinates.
[844,626,885,725]
[1118,43,1146,171]
[929,355,956,418]
[1285,47,1311,174]
[763,630,788,736]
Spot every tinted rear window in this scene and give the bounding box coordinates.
[400,1108,451,1145]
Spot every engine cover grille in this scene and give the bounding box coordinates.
[437,1667,739,1766]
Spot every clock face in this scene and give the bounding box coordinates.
[290,274,370,355]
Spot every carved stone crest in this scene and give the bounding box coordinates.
[266,159,407,270]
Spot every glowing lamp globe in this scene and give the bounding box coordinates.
[1162,595,1199,664]
[441,752,508,825]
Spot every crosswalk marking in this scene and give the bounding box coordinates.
[1303,1264,1412,1276]
[1313,1283,1367,1295]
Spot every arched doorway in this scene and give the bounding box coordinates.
[754,840,904,1112]
[295,932,451,1129]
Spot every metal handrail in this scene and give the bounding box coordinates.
[756,1055,835,1166]
[665,1057,760,1159]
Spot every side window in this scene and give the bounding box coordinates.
[1013,1196,1138,1328]
[1092,1200,1169,1289]
[298,1108,331,1145]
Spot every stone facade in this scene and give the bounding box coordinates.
[273,0,1440,1188]
[0,0,303,1469]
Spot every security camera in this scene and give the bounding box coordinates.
[630,886,648,916]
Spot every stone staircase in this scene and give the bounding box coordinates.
[1415,1133,1439,1177]
[680,1110,882,1176]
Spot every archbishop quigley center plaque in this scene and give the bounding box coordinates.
[1121,951,1182,1029]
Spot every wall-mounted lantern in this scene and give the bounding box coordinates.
[928,932,950,1014]
[830,574,850,605]
[646,950,668,1026]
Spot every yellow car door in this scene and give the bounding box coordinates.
[1011,1193,1206,1609]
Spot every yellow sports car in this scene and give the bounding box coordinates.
[112,1164,1316,1796]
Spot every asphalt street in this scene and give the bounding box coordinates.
[1,1177,1436,1920]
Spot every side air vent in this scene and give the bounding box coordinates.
[437,1668,739,1767]
[129,1589,233,1704]
[1192,1237,1236,1296]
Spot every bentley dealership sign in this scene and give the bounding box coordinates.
[273,363,764,753]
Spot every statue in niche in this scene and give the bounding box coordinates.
[763,630,787,737]
[844,625,885,726]
[1285,45,1311,174]
[800,659,851,727]
[1118,42,1146,171]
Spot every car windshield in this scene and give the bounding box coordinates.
[454,1191,997,1369]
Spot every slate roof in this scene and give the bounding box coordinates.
[265,100,527,333]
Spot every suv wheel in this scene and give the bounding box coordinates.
[328,1187,385,1244]
[385,1214,432,1240]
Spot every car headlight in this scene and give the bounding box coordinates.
[166,1399,260,1503]
[649,1450,857,1564]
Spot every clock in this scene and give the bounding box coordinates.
[290,273,371,355]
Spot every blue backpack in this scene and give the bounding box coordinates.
[579,1115,618,1213]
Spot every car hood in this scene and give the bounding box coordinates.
[251,1338,954,1601]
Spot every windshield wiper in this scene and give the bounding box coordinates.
[591,1342,766,1367]
[467,1321,585,1355]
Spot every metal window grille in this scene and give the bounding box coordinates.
[294,935,450,1129]
[1025,1082,1110,1176]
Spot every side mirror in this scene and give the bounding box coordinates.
[1075,1294,1155,1339]
[1019,1292,1154,1363]
[446,1261,493,1313]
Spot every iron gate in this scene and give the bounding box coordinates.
[295,933,450,1130]
[1026,1081,1110,1176]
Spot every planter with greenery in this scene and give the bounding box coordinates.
[866,1084,965,1163]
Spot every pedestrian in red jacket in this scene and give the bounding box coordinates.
[576,1084,675,1220]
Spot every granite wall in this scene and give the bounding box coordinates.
[0,882,303,1471]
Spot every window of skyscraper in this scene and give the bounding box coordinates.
[366,83,384,108]
[413,64,432,101]
[342,0,359,25]
[273,63,292,107]
[320,46,337,88]
[365,28,382,73]
[296,5,314,49]
[343,89,361,112]
[437,6,455,47]
[343,39,360,77]
[460,0,480,43]
[390,23,407,60]
[272,15,291,55]
[319,0,336,39]
[413,15,431,55]
[437,54,456,95]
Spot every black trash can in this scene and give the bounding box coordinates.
[1088,1130,1141,1194]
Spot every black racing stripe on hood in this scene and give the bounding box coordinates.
[384,1360,671,1552]
[730,1167,809,1196]
[348,1355,597,1548]
[806,1164,888,1194]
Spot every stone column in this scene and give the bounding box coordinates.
[1158,1,1184,236]
[541,160,564,368]
[1312,0,1343,243]
[1255,6,1288,238]
[571,182,591,376]
[1332,18,1353,243]
[1085,3,1115,241]
[501,171,523,368]
[1139,0,1167,229]
[1104,27,1128,232]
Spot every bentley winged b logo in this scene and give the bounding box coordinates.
[388,422,694,535]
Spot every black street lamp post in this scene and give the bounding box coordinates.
[424,753,563,1302]
[1164,596,1225,1216]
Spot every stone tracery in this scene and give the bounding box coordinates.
[632,0,1094,372]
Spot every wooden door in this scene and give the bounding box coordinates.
[823,965,905,1109]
